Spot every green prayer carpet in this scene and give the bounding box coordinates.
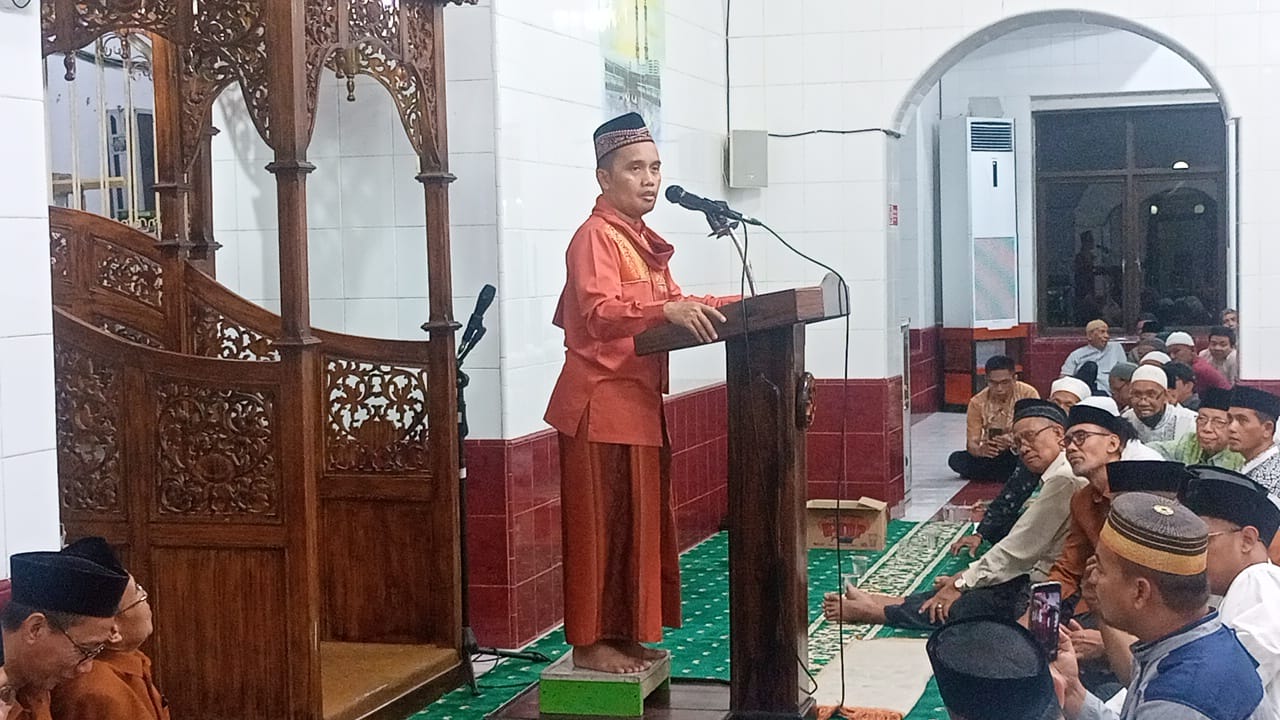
[408,520,977,720]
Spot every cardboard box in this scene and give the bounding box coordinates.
[805,498,889,551]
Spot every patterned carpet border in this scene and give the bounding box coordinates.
[409,520,977,720]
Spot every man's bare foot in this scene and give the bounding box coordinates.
[573,642,651,674]
[613,640,666,662]
[822,586,900,624]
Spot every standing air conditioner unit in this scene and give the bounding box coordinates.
[939,117,1018,330]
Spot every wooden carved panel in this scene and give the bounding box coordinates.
[50,229,70,281]
[54,342,123,514]
[98,319,166,349]
[179,0,271,161]
[96,242,164,308]
[155,380,280,517]
[325,357,429,473]
[189,304,279,361]
[42,0,182,56]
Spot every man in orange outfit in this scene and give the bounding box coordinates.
[545,112,736,674]
[50,537,168,720]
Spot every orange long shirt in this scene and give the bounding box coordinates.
[544,196,735,447]
[1047,483,1111,611]
[49,650,169,720]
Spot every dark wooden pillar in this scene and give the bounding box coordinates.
[263,1,323,717]
[726,325,813,720]
[415,3,462,649]
[149,35,191,254]
[187,121,221,276]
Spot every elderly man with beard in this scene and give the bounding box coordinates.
[0,552,128,720]
[1147,388,1243,470]
[1121,365,1197,444]
[50,538,167,719]
[823,399,1085,629]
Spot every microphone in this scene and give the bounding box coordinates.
[461,284,496,348]
[665,185,756,224]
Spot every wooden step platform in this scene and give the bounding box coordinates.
[320,641,461,720]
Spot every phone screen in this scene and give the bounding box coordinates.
[1029,581,1062,660]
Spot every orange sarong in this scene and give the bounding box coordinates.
[559,404,681,646]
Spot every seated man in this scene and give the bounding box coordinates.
[1053,493,1264,720]
[1061,320,1126,397]
[1147,388,1243,470]
[928,618,1061,720]
[1199,326,1238,384]
[1050,376,1092,412]
[0,552,129,720]
[1120,366,1196,444]
[1182,466,1280,716]
[1166,331,1231,397]
[826,400,1084,630]
[1227,385,1280,495]
[948,355,1039,483]
[1108,362,1137,413]
[1138,350,1170,367]
[1164,362,1198,410]
[1221,308,1238,330]
[51,538,168,719]
[1128,336,1165,365]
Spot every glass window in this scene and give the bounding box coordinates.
[1034,105,1227,330]
[1035,111,1127,172]
[1133,106,1225,170]
[1135,178,1224,326]
[1038,182,1125,328]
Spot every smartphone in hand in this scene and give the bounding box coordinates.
[1028,581,1062,660]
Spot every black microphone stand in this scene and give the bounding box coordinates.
[451,311,551,695]
[702,210,756,296]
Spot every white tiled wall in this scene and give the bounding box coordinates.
[491,0,742,439]
[733,1,1280,383]
[893,25,1214,332]
[0,2,61,560]
[206,1,1280,439]
[212,1,504,435]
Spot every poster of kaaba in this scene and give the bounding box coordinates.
[601,0,664,138]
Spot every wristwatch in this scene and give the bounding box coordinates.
[953,575,968,591]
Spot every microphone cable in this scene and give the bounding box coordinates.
[754,220,853,709]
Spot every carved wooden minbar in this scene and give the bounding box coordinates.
[41,0,476,717]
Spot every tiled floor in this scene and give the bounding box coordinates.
[901,412,968,521]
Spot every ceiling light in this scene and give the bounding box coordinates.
[1172,160,1190,169]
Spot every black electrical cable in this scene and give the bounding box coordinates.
[755,220,853,708]
[768,128,902,139]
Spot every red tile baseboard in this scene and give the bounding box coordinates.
[462,375,917,648]
[462,384,730,648]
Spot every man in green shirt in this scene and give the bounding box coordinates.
[1148,387,1243,470]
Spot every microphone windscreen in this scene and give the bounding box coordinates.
[665,185,685,203]
[475,284,497,315]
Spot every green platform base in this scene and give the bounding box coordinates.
[538,651,672,718]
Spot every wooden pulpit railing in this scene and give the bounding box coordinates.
[636,279,848,719]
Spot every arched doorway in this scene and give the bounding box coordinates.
[889,12,1231,513]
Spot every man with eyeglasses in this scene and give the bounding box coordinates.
[1120,365,1197,444]
[823,399,1085,629]
[50,538,168,720]
[0,551,128,720]
[1147,388,1244,470]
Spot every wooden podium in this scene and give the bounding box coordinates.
[636,279,848,719]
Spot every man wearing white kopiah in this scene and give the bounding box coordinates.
[1076,396,1163,461]
[1121,365,1196,444]
[1050,376,1092,412]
